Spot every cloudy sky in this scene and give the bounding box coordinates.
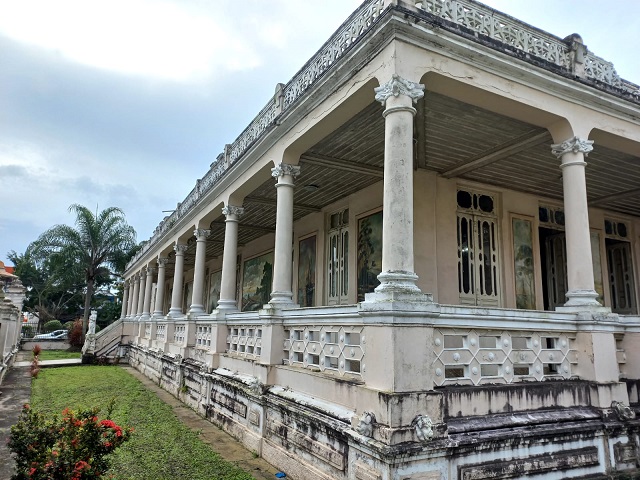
[2,0,638,266]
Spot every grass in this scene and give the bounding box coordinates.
[36,349,81,361]
[31,366,255,480]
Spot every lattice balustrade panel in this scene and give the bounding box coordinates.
[174,324,186,344]
[156,324,167,341]
[283,326,365,376]
[226,325,262,359]
[432,328,577,386]
[195,325,213,349]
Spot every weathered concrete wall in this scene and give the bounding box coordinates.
[127,343,640,480]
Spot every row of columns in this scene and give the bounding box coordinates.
[122,161,303,319]
[121,75,601,317]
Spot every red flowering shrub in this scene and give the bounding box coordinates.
[68,319,83,348]
[8,405,132,480]
[30,346,41,378]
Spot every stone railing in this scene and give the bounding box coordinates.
[418,0,640,95]
[432,327,577,386]
[283,324,365,376]
[226,325,263,359]
[125,0,388,272]
[156,324,166,341]
[174,323,186,344]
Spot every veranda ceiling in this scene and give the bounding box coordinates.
[168,90,640,270]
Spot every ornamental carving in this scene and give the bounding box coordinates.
[355,411,376,438]
[612,401,636,421]
[194,229,211,239]
[157,257,170,267]
[146,267,156,276]
[551,136,594,158]
[271,163,301,178]
[174,244,189,254]
[222,205,245,217]
[374,74,425,105]
[412,414,434,442]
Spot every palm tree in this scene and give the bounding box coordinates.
[33,204,137,338]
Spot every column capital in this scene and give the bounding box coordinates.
[194,228,211,239]
[133,273,141,282]
[174,243,188,254]
[222,205,244,217]
[271,162,301,179]
[123,279,130,287]
[375,74,425,106]
[146,267,156,276]
[157,257,170,267]
[551,136,594,158]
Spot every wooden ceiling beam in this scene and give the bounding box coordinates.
[210,221,275,233]
[244,196,320,213]
[442,129,550,178]
[590,187,640,206]
[301,153,384,178]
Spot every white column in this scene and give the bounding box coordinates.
[120,280,130,319]
[189,229,211,315]
[141,267,155,320]
[373,74,424,294]
[130,274,140,318]
[153,257,169,317]
[218,206,244,310]
[551,136,600,307]
[169,244,188,317]
[269,163,300,305]
[136,267,146,317]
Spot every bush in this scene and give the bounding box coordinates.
[8,404,132,480]
[21,325,35,339]
[43,320,63,333]
[68,320,83,348]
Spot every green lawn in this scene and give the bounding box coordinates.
[31,366,255,480]
[37,349,81,361]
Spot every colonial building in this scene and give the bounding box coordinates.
[0,262,25,384]
[93,0,640,478]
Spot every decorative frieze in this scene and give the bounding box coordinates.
[173,243,189,254]
[271,162,301,178]
[194,229,211,239]
[221,205,244,217]
[374,74,425,105]
[551,136,594,158]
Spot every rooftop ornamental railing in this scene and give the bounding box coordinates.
[126,0,639,271]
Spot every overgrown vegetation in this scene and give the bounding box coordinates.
[30,367,255,480]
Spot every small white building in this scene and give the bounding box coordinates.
[94,1,640,478]
[0,262,25,383]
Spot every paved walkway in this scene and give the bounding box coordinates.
[0,356,279,480]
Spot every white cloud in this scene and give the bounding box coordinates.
[0,0,261,81]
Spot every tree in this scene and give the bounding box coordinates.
[32,204,136,338]
[8,247,85,326]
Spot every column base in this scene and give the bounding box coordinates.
[269,290,297,306]
[168,308,185,319]
[140,313,151,321]
[556,289,609,313]
[374,270,425,295]
[361,271,435,313]
[152,311,165,319]
[216,299,239,311]
[188,304,206,315]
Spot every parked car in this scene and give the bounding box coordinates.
[33,329,68,340]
